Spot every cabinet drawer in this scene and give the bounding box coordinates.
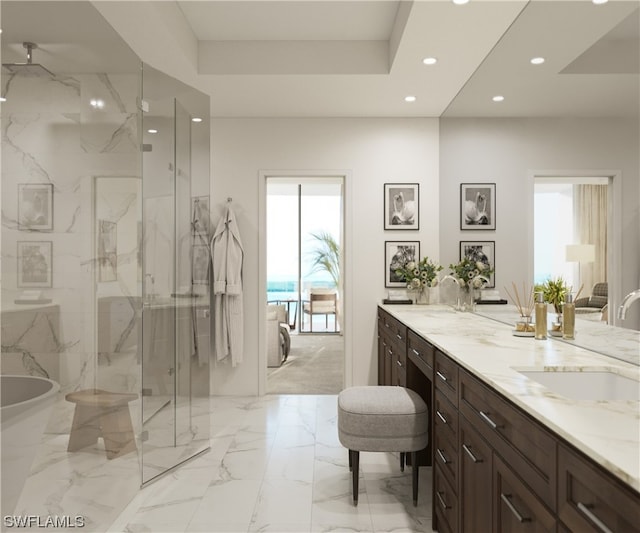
[435,350,458,406]
[558,443,640,533]
[459,368,556,510]
[435,390,458,442]
[494,455,556,533]
[435,425,458,489]
[379,309,407,344]
[407,330,434,374]
[435,464,459,533]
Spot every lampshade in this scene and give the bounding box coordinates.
[566,244,595,263]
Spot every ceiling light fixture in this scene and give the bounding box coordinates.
[90,98,105,109]
[530,57,545,65]
[492,95,505,102]
[423,57,438,66]
[452,0,470,4]
[404,95,417,102]
[191,117,203,123]
[147,129,158,134]
[0,97,6,102]
[592,0,608,4]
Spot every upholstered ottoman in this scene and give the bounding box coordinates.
[337,386,429,506]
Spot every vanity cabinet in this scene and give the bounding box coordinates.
[376,306,640,532]
[377,308,407,386]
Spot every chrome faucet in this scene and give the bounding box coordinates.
[617,289,640,319]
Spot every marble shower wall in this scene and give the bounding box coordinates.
[1,70,142,434]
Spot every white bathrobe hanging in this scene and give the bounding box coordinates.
[211,204,244,366]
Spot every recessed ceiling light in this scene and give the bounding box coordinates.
[492,95,505,102]
[404,95,417,103]
[452,0,470,4]
[147,129,158,134]
[0,97,6,102]
[592,0,608,4]
[191,117,203,123]
[423,57,438,66]
[90,98,105,109]
[530,57,545,65]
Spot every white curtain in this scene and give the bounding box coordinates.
[573,184,607,295]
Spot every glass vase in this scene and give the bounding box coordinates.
[410,288,429,305]
[456,286,475,312]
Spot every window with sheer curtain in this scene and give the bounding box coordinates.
[573,184,608,296]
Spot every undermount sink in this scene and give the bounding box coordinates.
[516,369,640,402]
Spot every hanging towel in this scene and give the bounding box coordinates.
[211,204,244,366]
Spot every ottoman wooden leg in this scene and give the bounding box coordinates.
[411,451,419,506]
[350,450,360,506]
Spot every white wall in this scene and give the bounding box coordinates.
[211,118,439,395]
[439,117,640,329]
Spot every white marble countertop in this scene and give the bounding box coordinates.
[379,303,640,493]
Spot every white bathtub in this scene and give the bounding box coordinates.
[1,375,60,514]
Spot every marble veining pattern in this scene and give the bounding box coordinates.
[381,304,640,492]
[12,395,432,533]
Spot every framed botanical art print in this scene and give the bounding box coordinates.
[18,183,53,231]
[460,183,496,230]
[384,183,419,230]
[385,240,420,287]
[17,241,53,288]
[98,220,117,282]
[460,240,495,288]
[192,244,210,284]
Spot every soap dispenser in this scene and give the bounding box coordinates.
[562,293,575,340]
[534,292,547,340]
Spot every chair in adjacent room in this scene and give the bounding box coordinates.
[302,288,337,332]
[266,304,290,367]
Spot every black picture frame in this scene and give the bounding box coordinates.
[460,240,495,288]
[385,240,420,288]
[18,183,53,231]
[460,183,496,230]
[17,241,53,288]
[384,183,419,230]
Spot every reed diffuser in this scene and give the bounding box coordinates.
[505,282,535,335]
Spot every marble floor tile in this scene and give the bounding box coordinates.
[20,394,433,532]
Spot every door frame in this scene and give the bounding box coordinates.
[258,170,352,395]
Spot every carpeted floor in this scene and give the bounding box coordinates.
[267,333,344,394]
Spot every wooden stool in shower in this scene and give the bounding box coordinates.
[65,389,138,460]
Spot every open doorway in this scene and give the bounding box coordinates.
[265,177,344,394]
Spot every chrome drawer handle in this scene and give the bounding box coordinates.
[462,443,482,463]
[385,322,391,328]
[577,502,613,533]
[396,333,402,340]
[436,410,448,424]
[500,493,531,523]
[479,410,499,430]
[436,491,451,510]
[411,348,420,356]
[436,448,449,465]
[396,360,402,367]
[436,371,448,382]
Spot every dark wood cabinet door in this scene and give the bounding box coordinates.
[493,455,556,533]
[460,416,493,533]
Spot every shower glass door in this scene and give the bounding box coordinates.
[141,64,210,484]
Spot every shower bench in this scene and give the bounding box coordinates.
[65,389,138,460]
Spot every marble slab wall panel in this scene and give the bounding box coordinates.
[2,71,141,428]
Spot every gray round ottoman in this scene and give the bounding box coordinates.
[337,386,429,506]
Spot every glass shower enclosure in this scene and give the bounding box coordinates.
[139,65,211,484]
